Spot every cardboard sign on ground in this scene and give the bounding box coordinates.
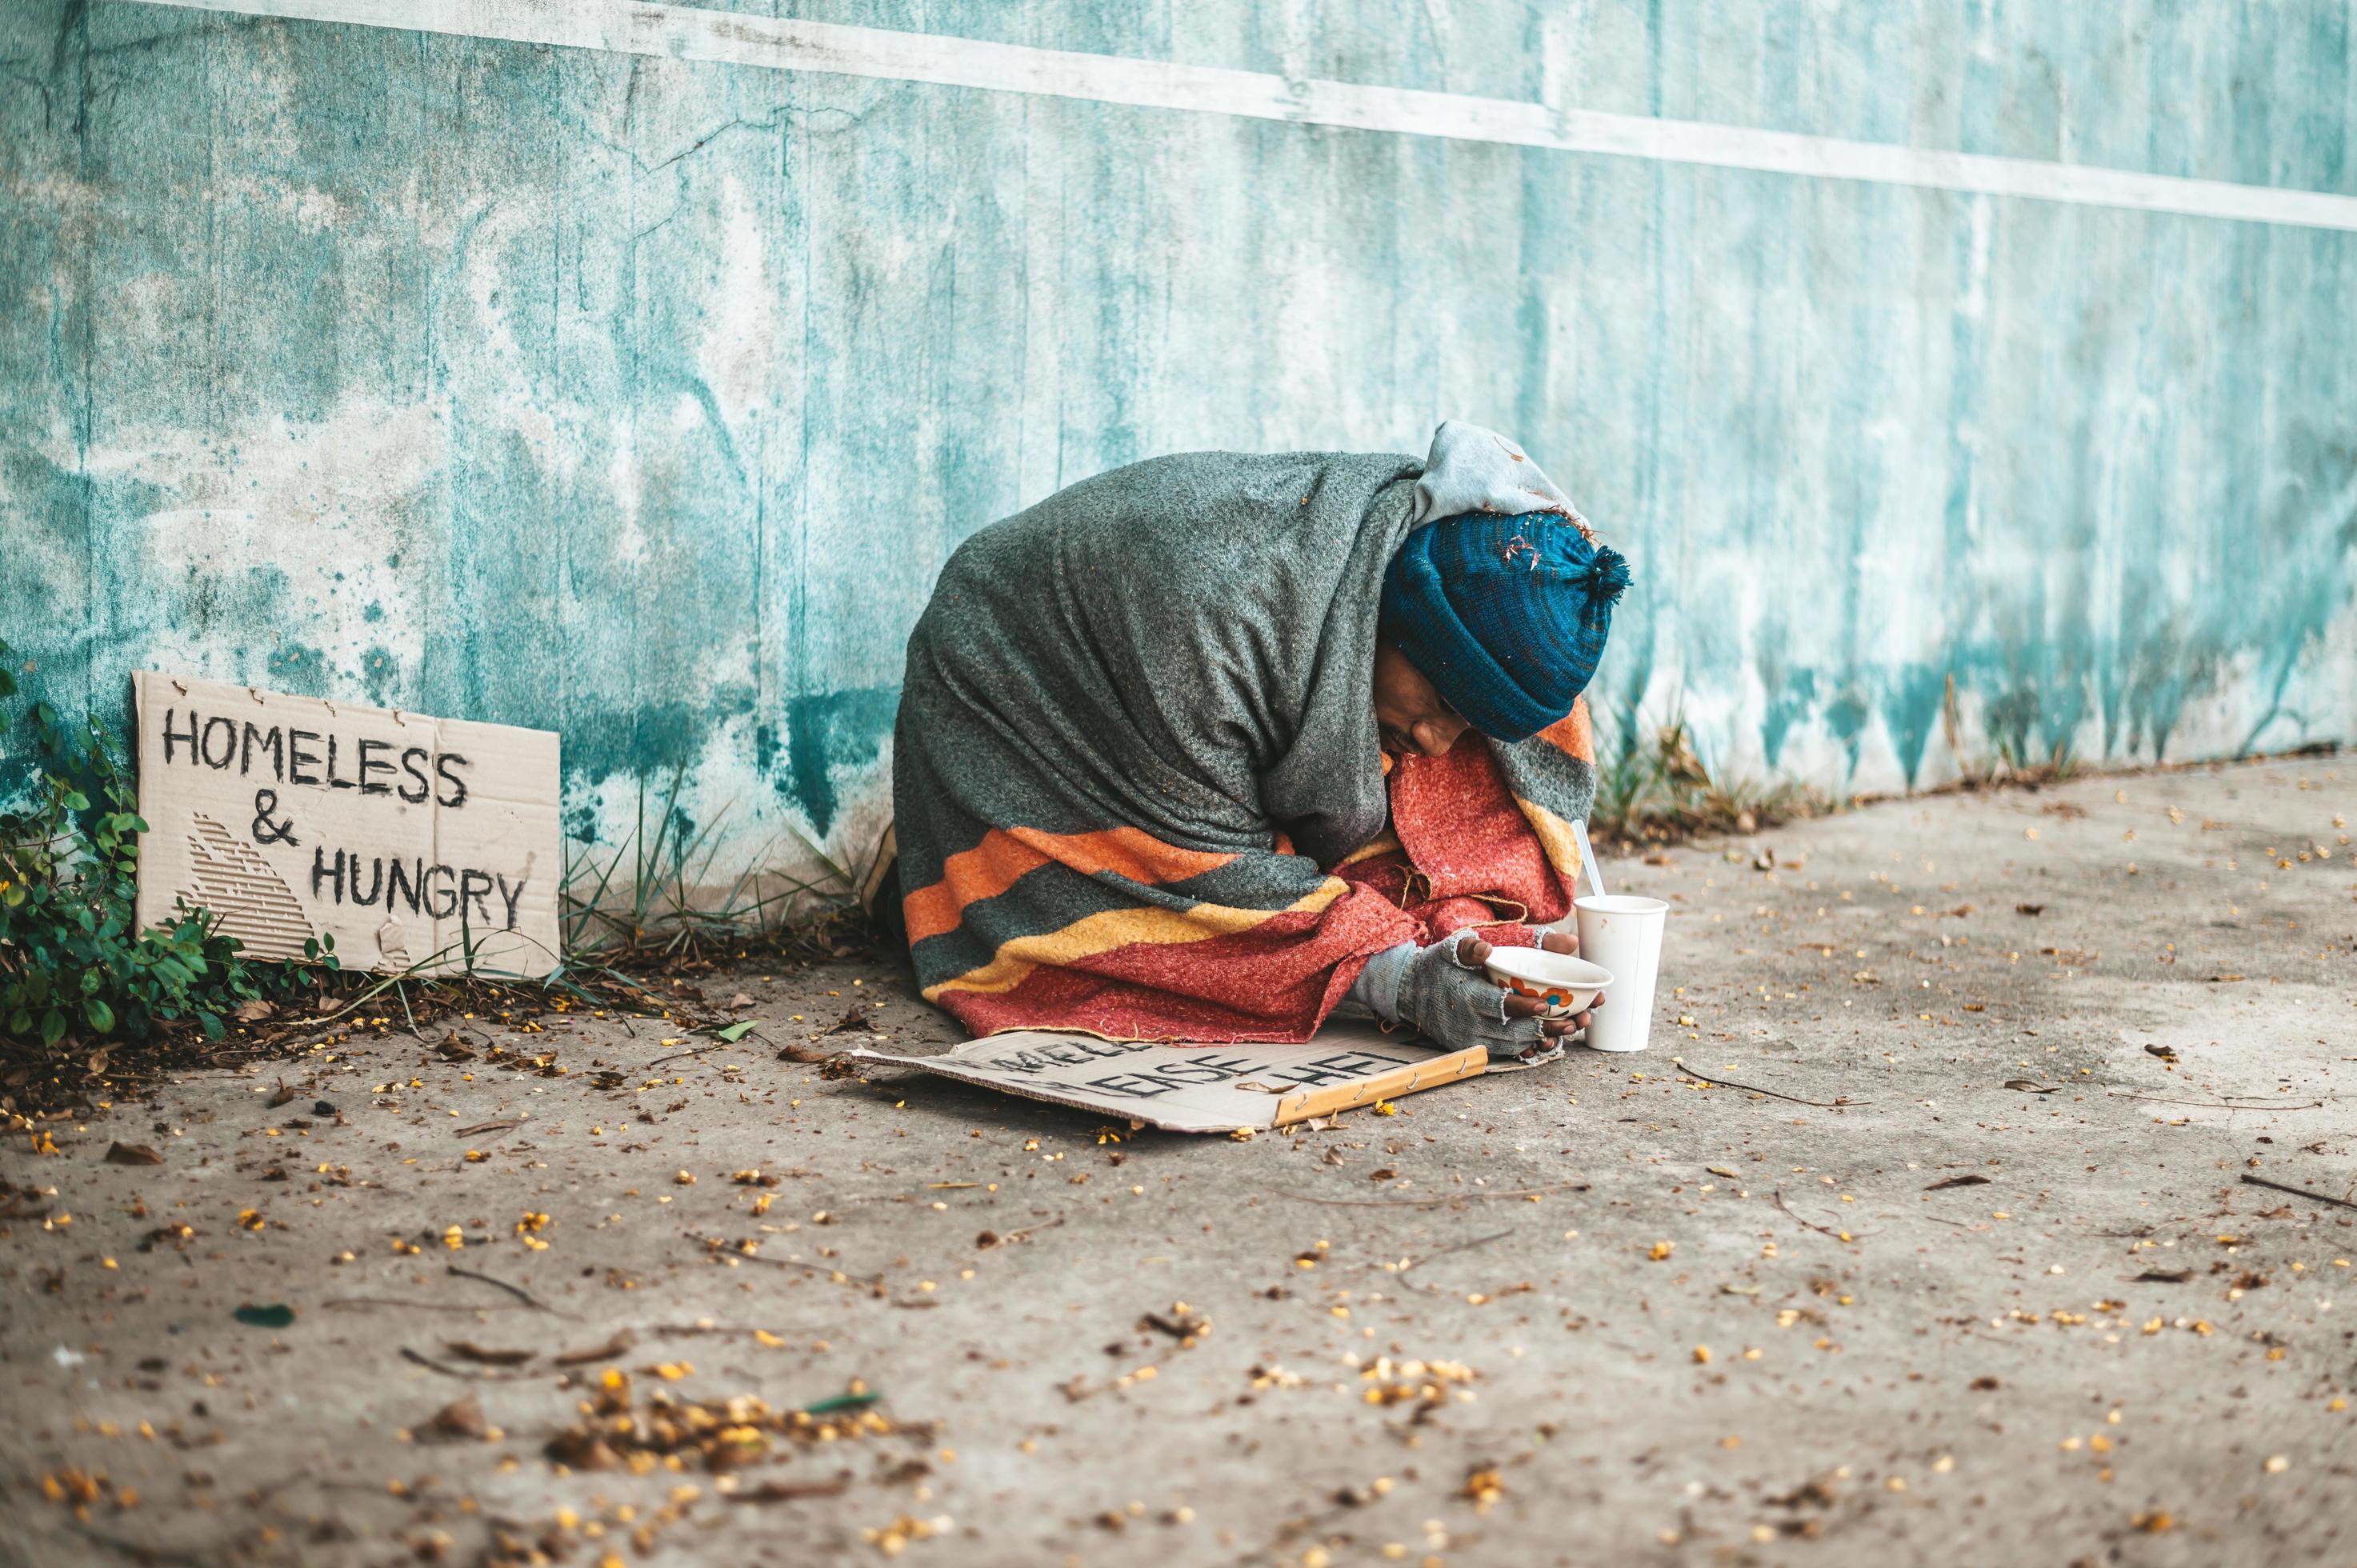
[131,672,561,978]
[849,1020,1484,1133]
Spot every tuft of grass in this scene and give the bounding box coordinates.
[559,765,871,969]
[1588,714,1827,847]
[1936,673,2086,793]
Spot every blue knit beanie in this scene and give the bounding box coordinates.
[1380,512,1631,742]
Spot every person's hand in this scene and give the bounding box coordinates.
[1392,928,1603,1065]
[1453,928,1601,1049]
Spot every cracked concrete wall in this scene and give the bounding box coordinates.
[3,1,2353,902]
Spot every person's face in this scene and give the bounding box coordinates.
[1372,636,1472,760]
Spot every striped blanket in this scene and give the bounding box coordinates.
[893,427,1600,1043]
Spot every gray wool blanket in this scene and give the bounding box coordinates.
[892,422,1604,1042]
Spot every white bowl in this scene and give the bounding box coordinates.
[1481,947,1612,1018]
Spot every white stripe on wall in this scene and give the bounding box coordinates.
[132,0,2357,234]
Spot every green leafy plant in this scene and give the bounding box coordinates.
[0,640,338,1051]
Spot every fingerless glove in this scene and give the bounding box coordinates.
[1394,934,1554,1062]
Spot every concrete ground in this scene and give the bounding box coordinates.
[5,758,2354,1568]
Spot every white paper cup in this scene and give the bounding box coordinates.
[1573,895,1667,1053]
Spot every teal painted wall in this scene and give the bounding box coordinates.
[5,1,2353,894]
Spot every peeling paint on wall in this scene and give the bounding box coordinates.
[3,1,2352,902]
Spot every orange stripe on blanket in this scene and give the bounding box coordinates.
[921,878,1350,1002]
[1533,696,1595,762]
[902,826,1239,946]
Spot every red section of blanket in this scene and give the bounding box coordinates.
[1382,740,1572,930]
[940,890,1411,1044]
[943,738,1574,1044]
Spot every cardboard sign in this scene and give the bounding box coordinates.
[131,672,561,978]
[849,1020,1484,1134]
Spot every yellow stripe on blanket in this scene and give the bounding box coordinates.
[922,878,1351,1002]
[1512,794,1589,888]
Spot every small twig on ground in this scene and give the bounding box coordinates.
[323,1297,534,1314]
[1672,1062,1860,1108]
[446,1264,566,1314]
[2239,1174,2357,1214]
[1267,1181,1587,1208]
[995,1217,1066,1245]
[2109,1092,2325,1111]
[400,1346,500,1380]
[1395,1230,1515,1271]
[645,1043,724,1072]
[1387,1230,1523,1298]
[1773,1188,1868,1239]
[682,1231,886,1290]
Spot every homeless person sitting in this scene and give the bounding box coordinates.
[869,421,1631,1067]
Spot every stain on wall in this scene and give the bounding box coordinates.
[2,1,2351,895]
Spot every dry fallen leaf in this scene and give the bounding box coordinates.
[2004,1080,2060,1094]
[427,1396,487,1441]
[550,1328,638,1366]
[1923,1174,1991,1191]
[104,1142,163,1167]
[1460,1465,1506,1510]
[1141,1298,1211,1338]
[444,1342,535,1366]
